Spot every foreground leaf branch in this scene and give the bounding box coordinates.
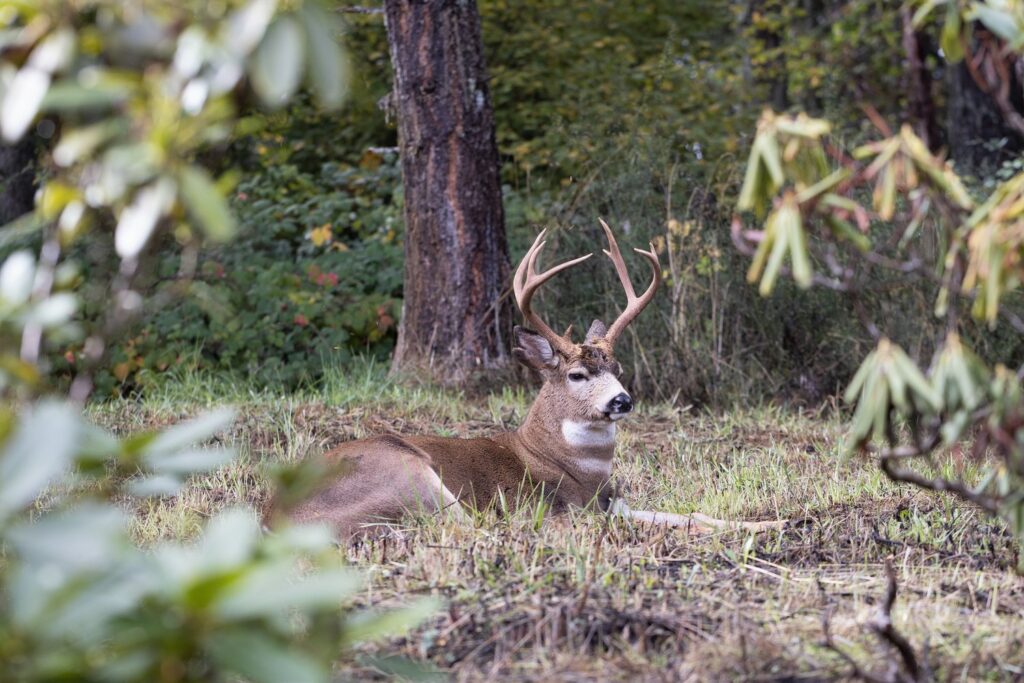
[0,2,436,680]
[735,106,1024,561]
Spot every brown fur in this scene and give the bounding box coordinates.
[288,332,622,538]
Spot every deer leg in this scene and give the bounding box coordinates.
[609,499,785,533]
[421,467,470,523]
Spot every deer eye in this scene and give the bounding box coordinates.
[567,371,588,382]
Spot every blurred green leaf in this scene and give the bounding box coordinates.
[299,2,350,109]
[251,15,305,107]
[342,597,442,646]
[912,0,948,28]
[7,504,126,571]
[0,250,36,307]
[23,293,78,328]
[0,401,79,523]
[127,474,184,497]
[144,447,235,475]
[144,407,235,456]
[1,67,48,141]
[53,120,129,167]
[224,0,278,56]
[114,178,176,259]
[215,566,362,619]
[940,1,964,62]
[198,507,261,571]
[179,165,238,242]
[206,629,328,683]
[969,3,1023,47]
[843,339,942,450]
[40,80,130,113]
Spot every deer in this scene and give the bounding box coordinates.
[289,220,786,538]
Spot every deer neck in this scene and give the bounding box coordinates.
[513,384,617,481]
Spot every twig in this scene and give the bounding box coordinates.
[878,456,999,516]
[819,560,930,683]
[960,32,1024,138]
[868,419,1000,516]
[19,231,61,365]
[860,103,894,137]
[336,5,384,15]
[822,606,886,683]
[868,559,927,682]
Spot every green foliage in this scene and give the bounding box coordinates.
[36,0,912,400]
[96,157,404,393]
[0,403,437,682]
[0,1,438,679]
[733,4,1024,558]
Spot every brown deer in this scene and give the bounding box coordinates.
[290,220,785,537]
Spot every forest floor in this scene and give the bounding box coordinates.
[89,368,1024,682]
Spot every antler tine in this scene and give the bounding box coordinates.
[598,218,661,346]
[599,218,637,300]
[513,229,592,356]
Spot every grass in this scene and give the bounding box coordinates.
[87,368,1024,681]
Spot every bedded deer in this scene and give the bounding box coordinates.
[291,220,785,537]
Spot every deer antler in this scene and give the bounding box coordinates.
[599,218,661,346]
[513,229,592,357]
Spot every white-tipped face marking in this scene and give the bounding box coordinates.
[564,367,628,419]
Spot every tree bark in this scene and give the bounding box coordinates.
[746,0,789,111]
[384,0,511,380]
[0,138,36,225]
[900,7,942,153]
[947,57,1023,174]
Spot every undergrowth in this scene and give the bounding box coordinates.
[86,369,1023,681]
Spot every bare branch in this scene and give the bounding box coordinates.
[820,560,930,683]
[878,453,1000,515]
[335,5,384,15]
[20,232,61,365]
[821,606,887,683]
[961,32,1024,137]
[868,559,927,682]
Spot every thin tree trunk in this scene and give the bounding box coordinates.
[0,138,36,225]
[385,0,511,380]
[901,7,941,152]
[947,60,1022,173]
[747,0,788,111]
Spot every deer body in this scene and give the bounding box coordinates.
[290,222,784,538]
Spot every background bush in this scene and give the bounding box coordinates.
[18,0,1022,403]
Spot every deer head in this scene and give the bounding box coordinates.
[512,220,660,431]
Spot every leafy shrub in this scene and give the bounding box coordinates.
[0,404,436,682]
[733,104,1024,565]
[31,0,922,402]
[76,155,405,395]
[0,2,438,680]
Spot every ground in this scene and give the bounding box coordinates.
[90,368,1023,682]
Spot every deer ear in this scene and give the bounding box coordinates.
[585,319,607,344]
[513,326,559,371]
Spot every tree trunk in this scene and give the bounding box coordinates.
[0,138,36,225]
[384,0,511,381]
[947,60,1023,174]
[747,0,789,111]
[900,7,942,153]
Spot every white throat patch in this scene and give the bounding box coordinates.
[561,420,616,448]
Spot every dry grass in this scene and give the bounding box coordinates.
[88,373,1024,682]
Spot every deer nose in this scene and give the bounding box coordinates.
[608,393,633,414]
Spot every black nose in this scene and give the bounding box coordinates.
[608,393,633,414]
